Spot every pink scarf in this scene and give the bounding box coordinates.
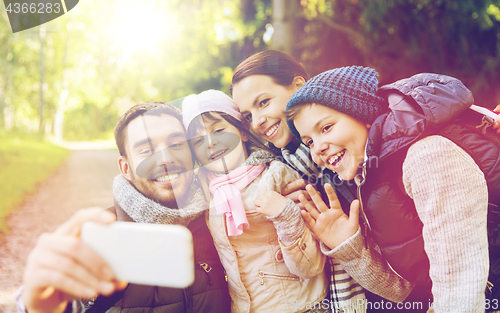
[208,164,265,236]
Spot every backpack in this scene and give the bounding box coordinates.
[444,105,500,305]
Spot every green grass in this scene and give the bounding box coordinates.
[0,131,70,235]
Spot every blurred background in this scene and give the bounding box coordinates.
[1,0,500,233]
[1,0,500,142]
[1,1,500,310]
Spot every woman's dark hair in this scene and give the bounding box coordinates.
[186,111,274,156]
[230,50,309,95]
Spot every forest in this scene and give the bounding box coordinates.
[1,0,499,141]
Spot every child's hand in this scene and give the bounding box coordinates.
[493,104,500,134]
[299,183,359,250]
[254,191,288,217]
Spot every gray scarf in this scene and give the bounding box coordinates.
[113,174,208,226]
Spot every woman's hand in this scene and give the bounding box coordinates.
[299,183,359,250]
[493,104,500,134]
[281,179,314,210]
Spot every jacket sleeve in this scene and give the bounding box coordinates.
[320,228,415,303]
[264,161,326,279]
[403,135,489,313]
[15,286,85,313]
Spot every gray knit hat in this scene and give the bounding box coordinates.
[286,66,386,143]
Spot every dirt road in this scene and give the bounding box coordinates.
[0,148,120,312]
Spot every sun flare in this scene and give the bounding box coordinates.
[108,1,182,57]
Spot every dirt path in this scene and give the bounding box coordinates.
[0,149,120,312]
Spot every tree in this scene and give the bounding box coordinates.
[298,0,500,108]
[270,0,300,57]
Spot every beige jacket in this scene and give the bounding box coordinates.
[207,160,327,313]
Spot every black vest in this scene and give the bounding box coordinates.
[361,99,500,285]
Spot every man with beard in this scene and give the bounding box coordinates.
[18,102,231,313]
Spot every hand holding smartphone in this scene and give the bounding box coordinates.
[81,222,195,288]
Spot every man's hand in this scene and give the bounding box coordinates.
[22,208,128,313]
[493,104,500,134]
[281,179,315,210]
[299,183,359,250]
[255,190,288,217]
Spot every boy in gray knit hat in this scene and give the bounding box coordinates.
[286,66,495,313]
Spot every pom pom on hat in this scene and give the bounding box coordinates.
[182,90,243,131]
[286,66,387,143]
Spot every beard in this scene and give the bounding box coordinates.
[128,169,190,209]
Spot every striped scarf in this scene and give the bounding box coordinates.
[281,143,366,313]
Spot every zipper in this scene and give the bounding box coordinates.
[385,258,406,280]
[258,271,300,285]
[355,161,407,281]
[487,281,494,296]
[354,162,372,236]
[199,262,212,286]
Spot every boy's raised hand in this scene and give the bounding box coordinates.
[299,183,359,250]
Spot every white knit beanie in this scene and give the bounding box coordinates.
[182,90,243,131]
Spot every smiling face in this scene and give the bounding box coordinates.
[118,113,194,208]
[231,75,304,149]
[189,112,248,174]
[293,104,369,181]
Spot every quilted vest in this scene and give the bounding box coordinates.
[358,74,500,285]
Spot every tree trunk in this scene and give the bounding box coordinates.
[0,85,5,129]
[54,22,71,143]
[39,25,45,135]
[270,0,299,57]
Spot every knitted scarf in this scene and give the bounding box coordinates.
[204,149,275,236]
[281,142,322,179]
[208,164,265,236]
[113,174,208,226]
[280,144,366,313]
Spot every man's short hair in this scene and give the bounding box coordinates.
[114,102,184,158]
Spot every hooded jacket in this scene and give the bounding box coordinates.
[361,73,499,285]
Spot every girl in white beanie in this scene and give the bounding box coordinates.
[182,90,332,313]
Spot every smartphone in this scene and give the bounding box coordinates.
[81,221,194,288]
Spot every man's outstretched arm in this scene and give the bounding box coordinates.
[20,208,127,313]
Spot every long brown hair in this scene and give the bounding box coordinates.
[230,50,309,95]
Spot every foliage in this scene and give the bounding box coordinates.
[1,0,500,141]
[0,131,69,235]
[298,0,500,108]
[0,0,270,140]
